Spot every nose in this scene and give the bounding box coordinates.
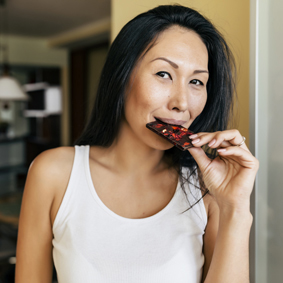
[168,83,189,112]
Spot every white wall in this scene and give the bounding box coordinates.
[253,0,283,282]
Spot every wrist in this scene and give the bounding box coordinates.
[217,199,251,214]
[219,204,253,227]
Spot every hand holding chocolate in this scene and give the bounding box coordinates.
[146,118,195,151]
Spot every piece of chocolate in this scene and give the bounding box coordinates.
[146,118,195,151]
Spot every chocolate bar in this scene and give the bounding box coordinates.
[146,118,194,151]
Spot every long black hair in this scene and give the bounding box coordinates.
[74,5,236,211]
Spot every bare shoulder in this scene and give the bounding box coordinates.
[29,146,76,190]
[25,146,76,224]
[29,146,76,225]
[20,145,76,227]
[29,146,75,178]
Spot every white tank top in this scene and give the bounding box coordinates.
[52,145,207,283]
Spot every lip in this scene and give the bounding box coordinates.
[154,116,187,126]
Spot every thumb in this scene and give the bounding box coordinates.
[188,147,212,172]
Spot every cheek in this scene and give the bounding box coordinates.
[126,78,167,116]
[124,84,150,127]
[190,93,207,118]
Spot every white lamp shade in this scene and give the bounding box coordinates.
[0,76,30,101]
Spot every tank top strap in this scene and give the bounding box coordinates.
[52,145,89,234]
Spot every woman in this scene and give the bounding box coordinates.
[15,5,258,283]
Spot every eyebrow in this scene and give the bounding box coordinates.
[151,57,179,69]
[150,57,209,74]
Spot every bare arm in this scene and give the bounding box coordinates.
[201,194,219,282]
[201,196,252,283]
[15,149,62,283]
[189,129,258,283]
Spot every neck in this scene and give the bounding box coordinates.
[97,121,168,177]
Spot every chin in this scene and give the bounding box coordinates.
[147,136,175,151]
[153,144,174,151]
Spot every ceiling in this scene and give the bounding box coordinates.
[0,0,111,38]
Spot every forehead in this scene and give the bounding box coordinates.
[141,26,208,67]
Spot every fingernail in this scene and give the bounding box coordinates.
[208,139,216,147]
[190,134,198,139]
[191,138,200,144]
[217,148,226,152]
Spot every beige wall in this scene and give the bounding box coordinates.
[111,0,250,146]
[87,46,109,120]
[3,35,68,66]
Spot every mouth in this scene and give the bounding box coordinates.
[154,116,187,126]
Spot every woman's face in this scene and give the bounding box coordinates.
[123,25,209,151]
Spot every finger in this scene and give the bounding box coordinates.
[217,146,259,170]
[190,130,244,146]
[191,130,249,151]
[188,147,212,172]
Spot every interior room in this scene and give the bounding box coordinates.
[0,0,110,281]
[0,0,282,282]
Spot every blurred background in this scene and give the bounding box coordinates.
[0,0,281,282]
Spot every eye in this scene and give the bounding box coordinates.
[190,79,204,86]
[156,71,172,80]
